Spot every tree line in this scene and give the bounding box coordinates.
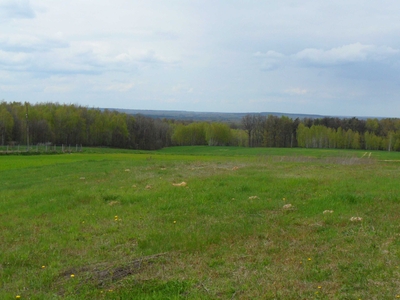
[243,114,400,151]
[173,114,400,151]
[1,101,399,151]
[0,102,172,150]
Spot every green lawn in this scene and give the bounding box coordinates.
[1,147,400,299]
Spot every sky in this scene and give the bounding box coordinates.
[1,0,400,118]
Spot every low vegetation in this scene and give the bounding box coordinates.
[1,146,400,299]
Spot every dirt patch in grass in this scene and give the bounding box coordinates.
[57,252,169,293]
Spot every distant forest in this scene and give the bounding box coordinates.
[1,101,400,151]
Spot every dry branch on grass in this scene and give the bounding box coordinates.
[59,252,169,289]
[108,201,120,206]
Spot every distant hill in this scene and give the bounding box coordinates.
[107,109,328,123]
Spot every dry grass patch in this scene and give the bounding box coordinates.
[172,182,187,187]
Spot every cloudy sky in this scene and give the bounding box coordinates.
[1,0,400,117]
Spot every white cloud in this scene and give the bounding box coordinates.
[0,50,31,66]
[0,84,19,92]
[293,43,400,66]
[0,35,178,76]
[105,82,135,92]
[171,84,193,93]
[254,51,286,70]
[0,34,68,52]
[0,0,35,19]
[43,85,73,93]
[161,98,179,104]
[255,43,400,71]
[285,88,309,95]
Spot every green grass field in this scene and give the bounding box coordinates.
[1,147,400,299]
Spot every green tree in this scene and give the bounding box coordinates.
[172,122,207,146]
[366,118,379,134]
[296,123,308,148]
[351,131,361,149]
[230,129,247,146]
[206,122,232,146]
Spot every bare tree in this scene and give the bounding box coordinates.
[242,114,256,147]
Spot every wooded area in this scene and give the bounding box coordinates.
[0,102,171,150]
[239,114,400,151]
[1,101,399,151]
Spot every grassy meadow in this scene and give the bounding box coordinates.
[1,146,400,299]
